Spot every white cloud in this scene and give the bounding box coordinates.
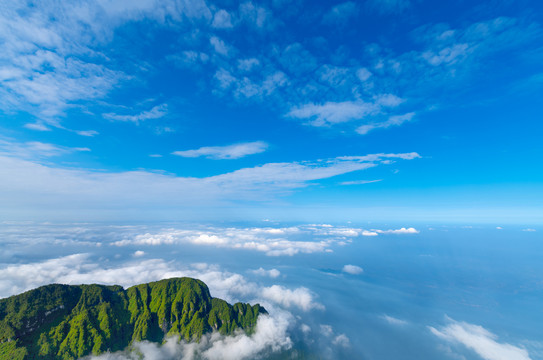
[239,2,270,29]
[340,179,382,185]
[23,123,51,131]
[356,68,373,82]
[172,141,268,160]
[375,227,419,234]
[0,151,419,218]
[286,97,409,127]
[318,65,350,87]
[251,268,281,278]
[342,265,363,275]
[119,227,333,257]
[381,314,408,326]
[210,36,231,56]
[423,43,470,66]
[0,139,90,159]
[0,251,327,359]
[337,152,421,161]
[133,250,145,257]
[261,285,324,311]
[86,309,293,360]
[374,94,405,107]
[0,1,132,123]
[238,58,260,72]
[430,318,532,360]
[357,112,415,135]
[169,50,210,68]
[199,312,293,360]
[76,130,99,137]
[319,324,350,349]
[287,100,380,126]
[214,68,237,89]
[313,227,359,237]
[361,230,378,236]
[522,228,536,232]
[286,94,403,128]
[211,9,233,29]
[332,334,350,348]
[103,104,168,124]
[320,325,333,337]
[214,66,288,100]
[0,255,294,358]
[0,254,322,315]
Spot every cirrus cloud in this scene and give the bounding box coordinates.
[172,141,268,160]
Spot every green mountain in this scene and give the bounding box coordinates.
[0,277,266,360]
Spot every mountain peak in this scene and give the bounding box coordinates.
[0,277,266,359]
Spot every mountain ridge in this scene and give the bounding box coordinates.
[0,277,266,360]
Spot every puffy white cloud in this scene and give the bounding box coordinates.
[250,268,281,278]
[0,251,337,358]
[88,312,293,360]
[0,254,324,316]
[114,226,342,256]
[430,318,532,360]
[237,58,260,72]
[201,312,293,360]
[319,324,350,349]
[172,141,268,160]
[133,250,145,257]
[211,9,233,29]
[332,334,350,348]
[342,265,363,275]
[261,285,324,311]
[375,227,419,234]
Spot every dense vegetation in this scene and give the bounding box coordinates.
[0,278,266,360]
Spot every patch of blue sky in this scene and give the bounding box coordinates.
[0,0,542,223]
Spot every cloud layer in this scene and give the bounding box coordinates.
[430,318,532,360]
[0,146,419,219]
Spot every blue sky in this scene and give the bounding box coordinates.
[0,0,542,223]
